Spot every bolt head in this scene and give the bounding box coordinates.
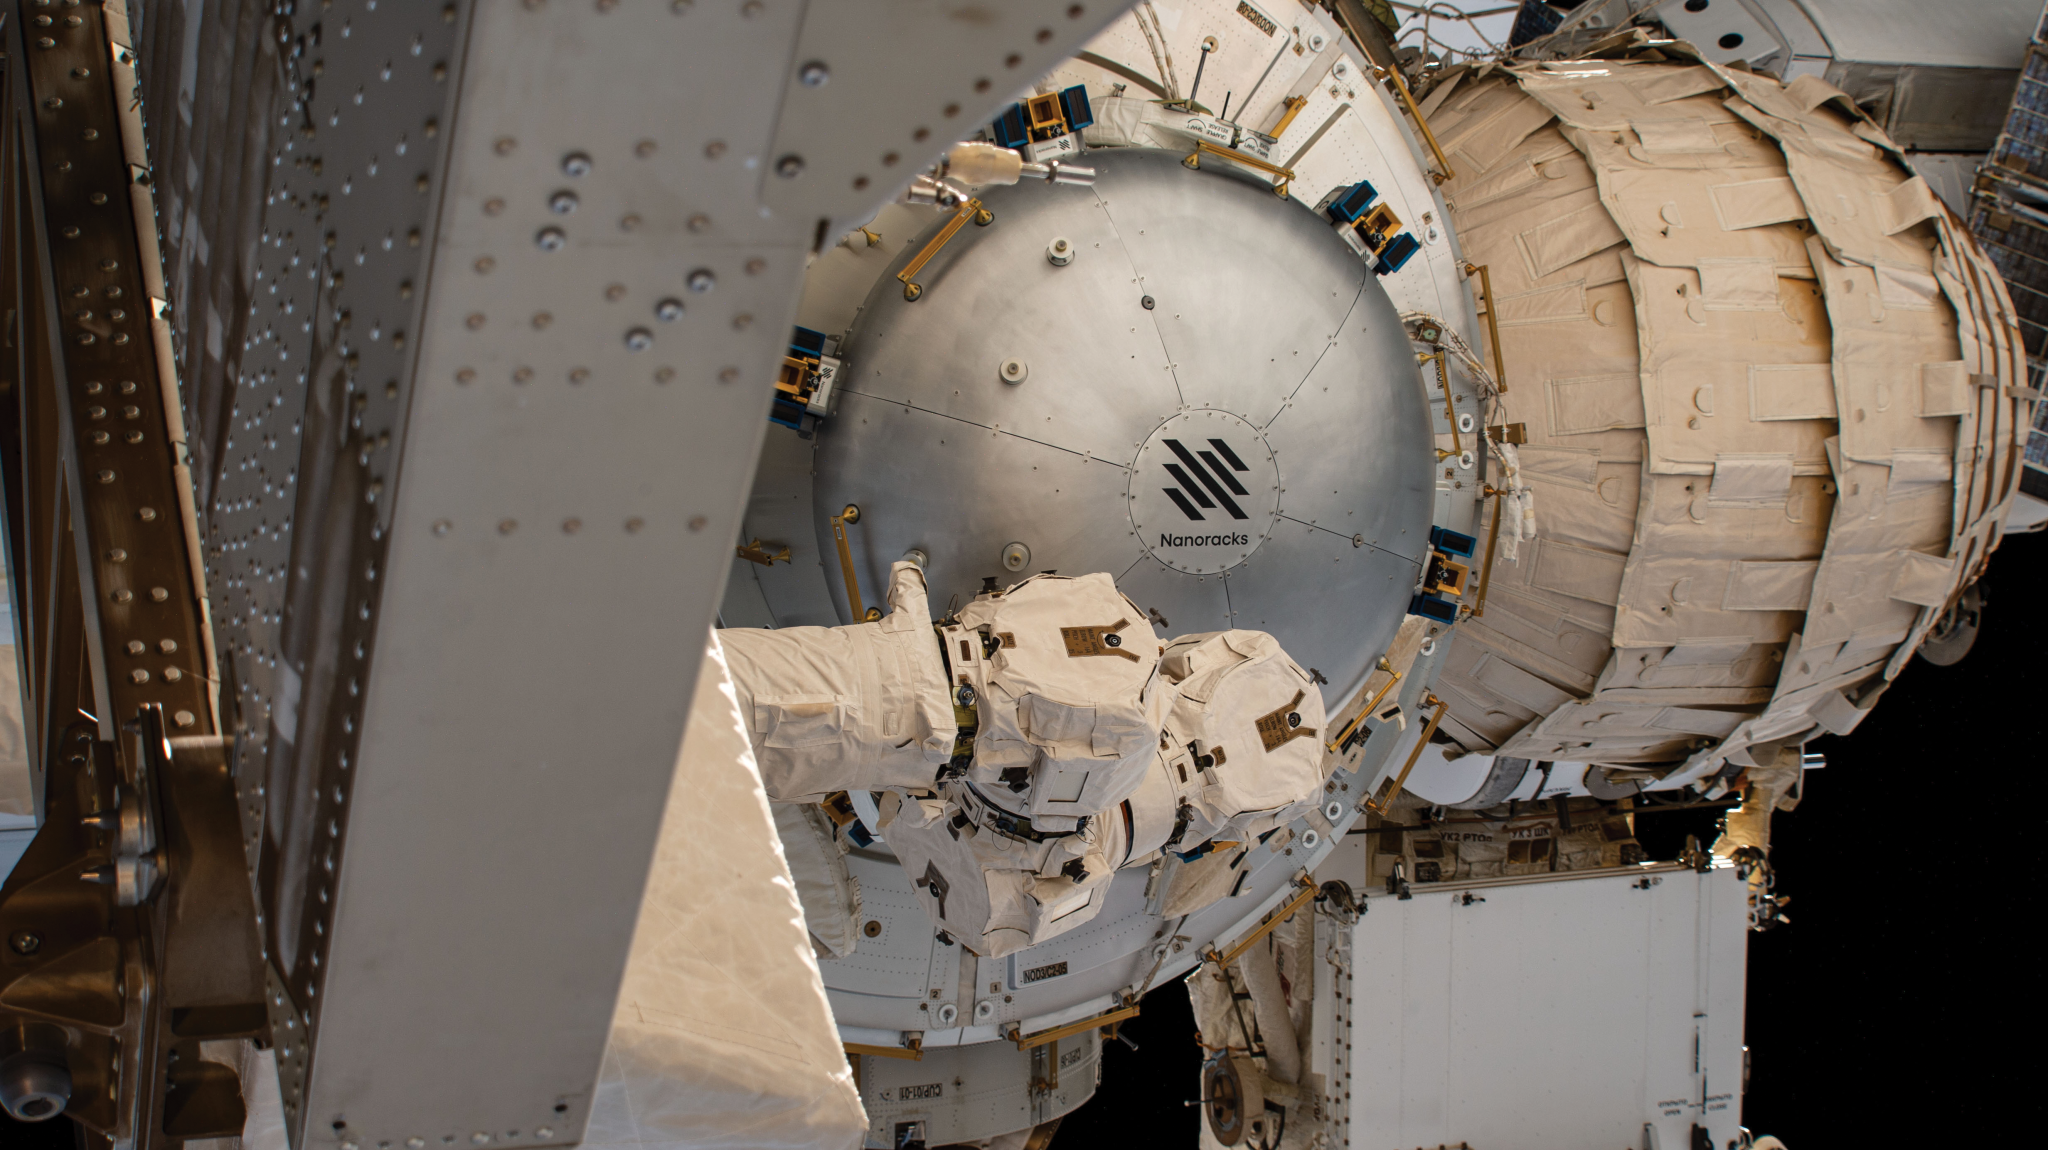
[798,60,830,87]
[535,227,566,252]
[624,328,654,352]
[548,190,579,214]
[560,152,593,177]
[655,298,684,322]
[8,931,39,955]
[686,269,716,294]
[774,154,805,179]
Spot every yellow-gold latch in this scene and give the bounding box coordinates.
[1205,872,1319,970]
[1182,139,1297,199]
[898,198,993,302]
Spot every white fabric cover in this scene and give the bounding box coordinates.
[585,635,866,1150]
[771,801,863,960]
[1154,631,1330,847]
[721,561,956,803]
[952,573,1167,831]
[878,787,1120,958]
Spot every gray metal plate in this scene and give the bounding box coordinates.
[815,148,1433,707]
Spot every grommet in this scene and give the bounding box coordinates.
[999,358,1027,384]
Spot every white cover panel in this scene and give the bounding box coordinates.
[1347,866,1747,1149]
[585,636,866,1150]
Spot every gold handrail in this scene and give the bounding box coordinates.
[1207,873,1318,969]
[1470,486,1507,620]
[1462,262,1508,393]
[897,198,990,301]
[830,504,878,621]
[1182,139,1297,198]
[1325,658,1401,754]
[845,1037,924,1062]
[1011,1000,1141,1050]
[1381,65,1455,185]
[1366,695,1449,813]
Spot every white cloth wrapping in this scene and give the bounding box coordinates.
[771,801,863,960]
[721,561,956,803]
[584,635,867,1150]
[1152,631,1330,848]
[950,573,1167,832]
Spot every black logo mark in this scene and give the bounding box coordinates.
[1162,438,1252,521]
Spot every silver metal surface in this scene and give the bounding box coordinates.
[816,148,1433,708]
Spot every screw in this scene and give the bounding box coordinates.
[535,227,566,251]
[774,154,805,178]
[798,60,830,87]
[561,152,593,177]
[8,931,39,955]
[548,190,578,214]
[655,298,683,321]
[686,268,716,293]
[624,328,653,351]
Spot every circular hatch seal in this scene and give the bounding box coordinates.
[1128,410,1281,575]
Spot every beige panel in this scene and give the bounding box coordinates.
[1516,201,1630,280]
[1472,652,1577,714]
[1547,373,1647,434]
[1709,177,1806,231]
[1805,240,1961,466]
[1497,281,1590,326]
[1510,62,1730,131]
[1887,549,1956,606]
[1721,559,1820,610]
[1724,98,1937,273]
[1919,361,1969,417]
[1530,537,1629,604]
[1749,363,1838,421]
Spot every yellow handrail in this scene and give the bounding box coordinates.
[1381,65,1455,185]
[1366,695,1449,813]
[829,504,873,621]
[1462,262,1508,393]
[1207,873,1318,969]
[1182,139,1297,198]
[1011,1000,1141,1050]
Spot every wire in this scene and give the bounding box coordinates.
[1138,1,1182,101]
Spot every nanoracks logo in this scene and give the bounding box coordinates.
[1161,438,1252,521]
[1160,533,1249,547]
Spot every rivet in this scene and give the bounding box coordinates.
[131,669,150,684]
[634,139,656,158]
[687,214,710,233]
[471,1135,490,1146]
[531,312,553,330]
[498,519,517,535]
[483,198,506,217]
[160,639,177,654]
[944,102,960,117]
[618,213,641,231]
[534,1131,552,1141]
[605,283,627,301]
[92,431,111,444]
[774,154,804,178]
[717,367,739,384]
[409,1141,426,1149]
[513,367,534,384]
[624,327,654,351]
[654,367,676,383]
[535,227,566,251]
[108,548,128,562]
[548,190,578,214]
[562,152,593,177]
[569,367,590,384]
[745,258,766,275]
[655,298,683,321]
[624,517,645,533]
[151,587,169,602]
[798,60,830,87]
[455,368,476,384]
[432,520,452,536]
[466,313,486,329]
[174,710,197,728]
[562,518,582,534]
[138,507,158,521]
[1036,26,1054,42]
[882,151,900,166]
[494,136,517,156]
[97,469,116,483]
[687,268,716,293]
[704,140,727,159]
[732,313,753,330]
[688,516,708,532]
[164,667,183,683]
[128,640,146,655]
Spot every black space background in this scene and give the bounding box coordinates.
[5,538,2038,1148]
